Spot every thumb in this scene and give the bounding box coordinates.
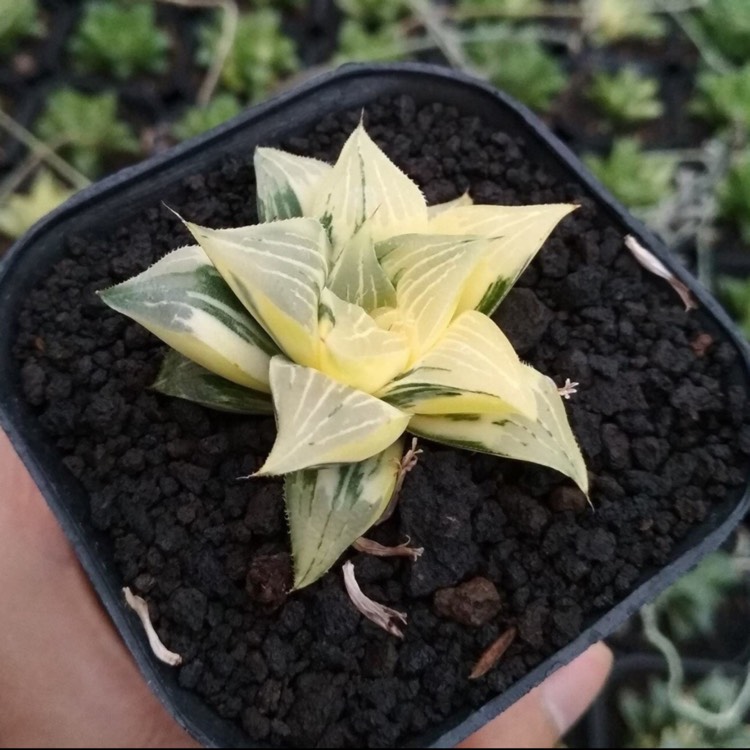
[459,642,613,748]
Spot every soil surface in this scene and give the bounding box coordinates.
[13,96,750,747]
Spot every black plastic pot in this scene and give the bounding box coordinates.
[583,653,750,748]
[1,63,749,748]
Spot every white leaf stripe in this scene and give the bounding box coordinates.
[377,234,486,356]
[318,288,409,393]
[429,204,576,314]
[257,357,410,476]
[98,245,277,390]
[379,311,536,418]
[152,350,273,415]
[327,224,396,312]
[185,217,328,367]
[312,123,428,252]
[285,440,403,589]
[408,365,588,494]
[254,147,332,221]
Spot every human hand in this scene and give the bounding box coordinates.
[0,430,610,748]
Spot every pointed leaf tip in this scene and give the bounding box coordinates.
[257,357,410,476]
[409,364,588,495]
[98,244,277,391]
[286,440,404,589]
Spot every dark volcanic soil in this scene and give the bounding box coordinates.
[13,95,750,748]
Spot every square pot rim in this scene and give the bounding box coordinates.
[1,62,749,748]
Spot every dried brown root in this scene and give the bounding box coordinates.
[378,437,423,524]
[469,626,518,680]
[123,587,183,667]
[342,561,408,639]
[624,234,697,312]
[557,378,579,400]
[353,536,424,561]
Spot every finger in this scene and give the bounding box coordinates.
[0,430,198,748]
[459,642,613,748]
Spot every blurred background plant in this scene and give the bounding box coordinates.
[2,1,750,745]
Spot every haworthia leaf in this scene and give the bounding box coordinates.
[326,223,397,313]
[379,310,537,418]
[409,364,588,495]
[376,233,486,358]
[312,123,428,255]
[152,350,273,415]
[285,438,404,589]
[429,204,577,315]
[427,192,473,218]
[257,357,410,475]
[184,217,329,369]
[98,245,277,391]
[254,147,332,222]
[318,288,410,394]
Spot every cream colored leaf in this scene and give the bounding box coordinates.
[427,192,473,218]
[257,357,410,475]
[98,245,277,391]
[379,310,536,418]
[409,364,588,494]
[429,204,576,314]
[184,217,328,368]
[312,123,428,254]
[326,222,397,312]
[152,350,273,414]
[318,288,410,394]
[377,233,486,357]
[285,439,403,589]
[254,147,332,222]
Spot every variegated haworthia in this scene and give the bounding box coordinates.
[99,122,585,592]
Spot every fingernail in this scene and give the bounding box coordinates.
[541,643,613,735]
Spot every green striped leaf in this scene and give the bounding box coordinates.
[257,357,410,475]
[285,438,404,589]
[312,123,428,255]
[184,217,329,369]
[409,365,588,494]
[377,234,486,357]
[318,288,410,394]
[379,310,536,418]
[326,223,397,313]
[152,350,273,414]
[254,147,332,222]
[429,204,577,315]
[98,245,277,391]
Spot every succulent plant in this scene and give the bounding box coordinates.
[99,124,586,590]
[0,169,74,240]
[583,0,665,45]
[585,138,676,209]
[466,29,567,111]
[0,0,42,55]
[34,88,140,178]
[719,151,750,243]
[172,94,243,141]
[198,10,298,102]
[587,67,664,127]
[334,19,406,63]
[69,1,170,80]
[335,0,410,25]
[654,551,740,642]
[692,64,750,133]
[619,672,750,748]
[696,0,750,64]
